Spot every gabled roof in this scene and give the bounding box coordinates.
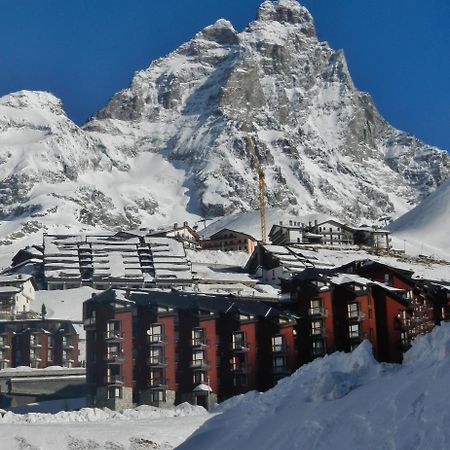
[207,228,258,242]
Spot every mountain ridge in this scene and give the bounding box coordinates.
[0,0,447,246]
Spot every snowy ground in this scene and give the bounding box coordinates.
[0,403,209,450]
[4,324,450,449]
[180,324,450,450]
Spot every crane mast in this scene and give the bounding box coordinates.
[241,124,267,244]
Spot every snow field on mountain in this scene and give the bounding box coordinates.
[180,323,450,450]
[390,178,450,256]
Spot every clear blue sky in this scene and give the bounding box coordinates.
[0,0,448,151]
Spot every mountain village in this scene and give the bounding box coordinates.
[0,213,448,415]
[0,0,449,448]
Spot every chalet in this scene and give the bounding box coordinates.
[0,319,79,370]
[149,222,201,249]
[245,244,319,285]
[43,233,193,291]
[200,229,257,254]
[268,223,322,246]
[312,220,356,246]
[83,289,297,410]
[0,274,36,319]
[353,226,391,250]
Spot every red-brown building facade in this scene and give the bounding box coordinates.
[83,290,297,410]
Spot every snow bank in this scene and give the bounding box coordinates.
[0,402,206,425]
[180,324,450,450]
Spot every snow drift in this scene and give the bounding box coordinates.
[179,323,450,450]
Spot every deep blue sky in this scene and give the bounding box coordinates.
[0,0,448,150]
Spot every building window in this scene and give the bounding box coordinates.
[108,386,122,399]
[47,349,54,362]
[0,335,7,346]
[107,364,122,383]
[273,356,286,373]
[193,370,206,384]
[309,298,323,315]
[232,331,247,350]
[311,319,323,336]
[30,334,40,347]
[347,303,360,319]
[349,323,361,339]
[148,324,164,343]
[272,335,285,353]
[106,321,121,339]
[192,349,205,368]
[234,373,248,387]
[149,368,165,387]
[152,389,166,402]
[149,347,164,365]
[192,328,206,346]
[312,339,325,356]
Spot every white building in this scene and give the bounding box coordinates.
[0,274,36,318]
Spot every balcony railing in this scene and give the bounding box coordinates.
[189,360,210,369]
[348,311,366,321]
[232,343,250,352]
[148,357,168,367]
[272,343,288,353]
[230,363,250,373]
[148,335,167,345]
[105,375,124,385]
[308,307,328,317]
[192,338,209,348]
[148,378,168,388]
[310,329,326,337]
[83,317,96,326]
[105,352,125,363]
[105,331,124,341]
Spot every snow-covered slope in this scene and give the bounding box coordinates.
[390,178,450,255]
[0,90,199,248]
[180,323,450,450]
[0,0,447,251]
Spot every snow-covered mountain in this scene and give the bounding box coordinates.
[390,178,450,255]
[86,0,447,219]
[0,0,447,247]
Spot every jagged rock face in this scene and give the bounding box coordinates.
[86,0,448,222]
[0,0,448,245]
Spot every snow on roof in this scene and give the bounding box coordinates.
[329,273,372,286]
[0,286,21,294]
[43,233,193,285]
[0,274,33,283]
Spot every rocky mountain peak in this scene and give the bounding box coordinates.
[198,19,239,46]
[0,90,66,120]
[256,0,315,35]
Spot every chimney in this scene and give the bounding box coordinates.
[314,220,318,226]
[279,221,283,226]
[174,223,178,229]
[289,220,293,226]
[183,221,188,227]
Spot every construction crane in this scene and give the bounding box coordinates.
[241,124,267,244]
